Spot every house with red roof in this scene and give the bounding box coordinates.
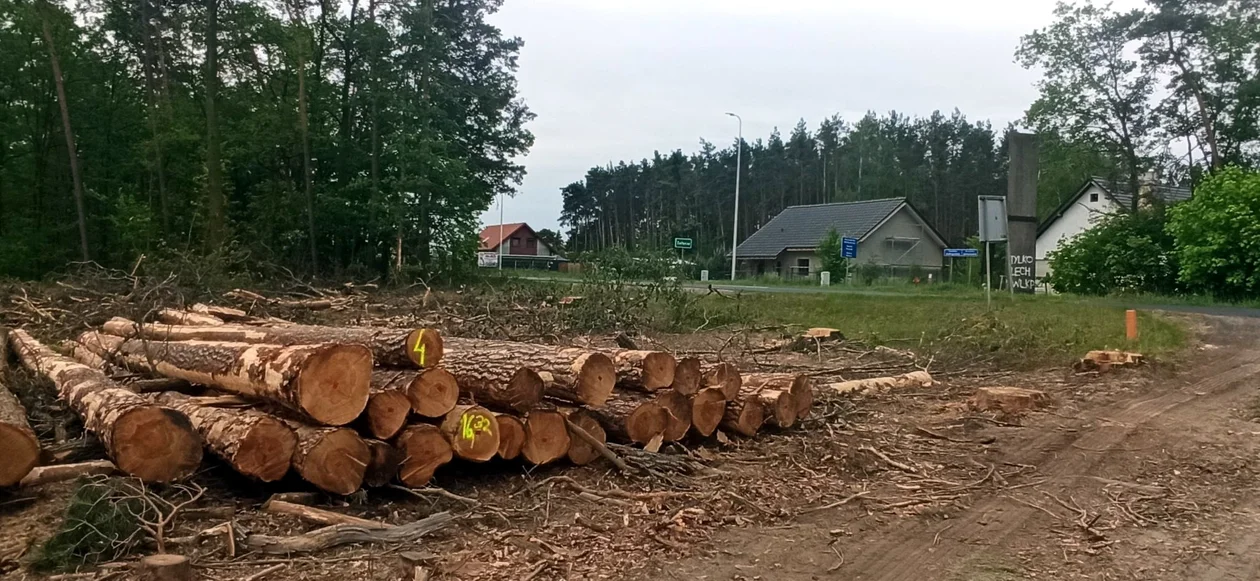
[478,223,557,258]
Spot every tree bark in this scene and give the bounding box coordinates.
[669,356,702,395]
[204,0,227,249]
[102,318,442,369]
[721,391,766,437]
[286,420,368,495]
[85,331,371,426]
[743,373,812,424]
[359,384,411,440]
[703,363,742,399]
[244,511,453,555]
[587,394,668,445]
[611,350,676,391]
[493,413,525,460]
[38,3,89,261]
[445,338,612,406]
[437,348,543,413]
[295,15,318,272]
[560,408,606,466]
[690,387,727,437]
[19,459,117,487]
[521,409,569,465]
[157,309,224,327]
[438,404,499,462]
[372,369,457,419]
[190,303,250,322]
[8,330,202,483]
[362,438,402,488]
[0,370,39,486]
[395,424,452,487]
[154,391,295,482]
[64,339,109,371]
[138,554,193,581]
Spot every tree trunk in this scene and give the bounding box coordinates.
[359,385,410,440]
[153,391,295,482]
[744,373,813,419]
[702,363,742,399]
[138,554,193,581]
[521,409,569,465]
[8,330,202,483]
[372,369,457,419]
[286,420,369,495]
[445,338,613,406]
[204,0,227,249]
[493,413,525,460]
[19,460,117,488]
[362,438,402,488]
[395,424,452,487]
[438,404,499,462]
[611,350,676,391]
[63,339,109,371]
[156,309,224,327]
[190,303,250,323]
[722,391,766,437]
[669,356,702,395]
[294,11,318,272]
[103,318,443,369]
[690,387,727,437]
[560,408,606,466]
[649,389,691,442]
[85,331,371,426]
[38,5,89,261]
[139,0,170,235]
[436,347,543,413]
[0,373,39,486]
[587,394,668,444]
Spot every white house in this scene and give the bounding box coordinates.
[1035,176,1192,279]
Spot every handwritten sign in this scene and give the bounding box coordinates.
[459,413,492,442]
[1010,254,1037,293]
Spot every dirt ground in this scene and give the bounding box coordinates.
[3,292,1259,581]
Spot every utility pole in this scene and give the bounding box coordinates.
[726,112,742,281]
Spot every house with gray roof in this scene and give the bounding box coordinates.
[734,198,947,278]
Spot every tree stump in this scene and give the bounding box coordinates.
[138,554,194,581]
[972,387,1048,415]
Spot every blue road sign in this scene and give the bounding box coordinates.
[944,248,980,258]
[841,237,858,259]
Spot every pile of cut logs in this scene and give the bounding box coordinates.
[0,304,813,494]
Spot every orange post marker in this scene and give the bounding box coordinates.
[1125,309,1138,341]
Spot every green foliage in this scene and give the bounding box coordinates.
[1047,211,1179,295]
[856,261,882,285]
[1166,167,1260,298]
[33,478,148,571]
[815,229,849,276]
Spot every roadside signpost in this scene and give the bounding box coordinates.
[978,196,1009,309]
[943,248,980,258]
[673,238,693,250]
[477,252,499,268]
[841,237,858,259]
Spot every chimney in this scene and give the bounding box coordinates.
[1138,170,1159,210]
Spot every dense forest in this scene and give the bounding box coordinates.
[560,0,1259,259]
[0,0,532,279]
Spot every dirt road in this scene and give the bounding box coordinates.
[653,315,1260,581]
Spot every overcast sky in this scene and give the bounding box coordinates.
[478,0,1101,233]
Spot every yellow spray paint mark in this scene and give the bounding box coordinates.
[412,330,427,366]
[460,413,492,442]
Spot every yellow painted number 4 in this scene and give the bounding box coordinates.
[412,330,426,366]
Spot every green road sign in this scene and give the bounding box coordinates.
[674,238,693,250]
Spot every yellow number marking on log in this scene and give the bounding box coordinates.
[412,330,427,366]
[460,414,492,442]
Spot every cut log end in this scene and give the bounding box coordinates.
[138,553,193,581]
[690,387,727,437]
[705,363,742,400]
[625,401,670,444]
[670,357,703,395]
[405,328,445,368]
[494,414,526,460]
[575,353,616,406]
[364,389,411,440]
[722,398,764,438]
[235,417,298,482]
[112,407,203,483]
[441,406,500,462]
[408,368,459,418]
[790,375,814,419]
[638,352,677,390]
[303,428,369,495]
[295,344,373,426]
[564,410,606,466]
[396,424,453,488]
[363,439,403,488]
[654,390,692,442]
[0,423,41,487]
[761,389,797,428]
[522,410,571,465]
[506,368,546,412]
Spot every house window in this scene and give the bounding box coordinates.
[1089,192,1099,203]
[526,238,537,248]
[511,237,521,245]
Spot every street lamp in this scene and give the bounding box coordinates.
[726,112,742,281]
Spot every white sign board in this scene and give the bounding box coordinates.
[978,196,1008,242]
[477,252,500,268]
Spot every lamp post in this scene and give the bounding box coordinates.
[726,112,742,281]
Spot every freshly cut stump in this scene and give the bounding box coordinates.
[154,392,295,482]
[9,330,202,483]
[721,394,765,437]
[86,331,371,426]
[653,390,692,442]
[372,369,459,418]
[690,387,728,437]
[588,395,668,445]
[363,439,403,488]
[703,363,742,399]
[444,338,614,407]
[612,350,676,391]
[360,386,411,440]
[396,424,453,487]
[521,409,570,465]
[0,373,39,487]
[287,422,370,495]
[439,405,500,462]
[562,408,606,466]
[493,413,526,460]
[972,387,1048,415]
[138,553,193,581]
[669,357,703,395]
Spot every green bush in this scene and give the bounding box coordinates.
[815,229,849,277]
[1047,211,1178,295]
[1166,167,1260,299]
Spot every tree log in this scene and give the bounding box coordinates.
[690,387,728,437]
[359,385,411,440]
[587,394,668,444]
[745,386,795,428]
[286,421,369,495]
[263,498,389,530]
[826,371,932,397]
[190,303,250,322]
[138,554,194,581]
[669,357,702,395]
[444,338,614,407]
[372,369,458,419]
[560,408,606,466]
[444,357,544,414]
[651,389,692,442]
[19,460,117,487]
[244,511,454,555]
[63,339,110,371]
[85,331,371,426]
[703,363,742,399]
[363,438,403,488]
[493,413,526,460]
[157,308,224,327]
[153,392,295,482]
[521,409,570,465]
[101,317,442,369]
[8,330,202,483]
[0,364,39,487]
[743,373,812,420]
[395,424,452,488]
[612,350,676,391]
[721,393,765,437]
[438,404,499,462]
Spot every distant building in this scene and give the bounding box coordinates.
[733,198,947,278]
[479,222,556,257]
[1036,176,1192,279]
